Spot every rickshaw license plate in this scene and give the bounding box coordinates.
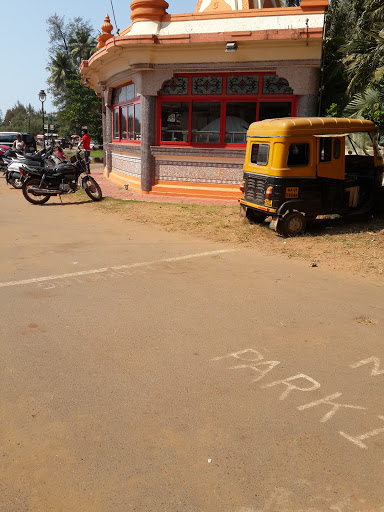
[285,187,299,198]
[264,199,273,207]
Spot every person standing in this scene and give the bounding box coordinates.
[12,134,26,154]
[81,128,91,172]
[56,146,66,162]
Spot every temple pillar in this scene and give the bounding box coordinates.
[131,70,173,96]
[276,66,320,117]
[276,66,319,96]
[130,69,174,192]
[297,95,318,117]
[102,97,107,169]
[104,89,113,177]
[140,95,156,192]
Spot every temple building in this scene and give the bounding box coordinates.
[80,0,328,199]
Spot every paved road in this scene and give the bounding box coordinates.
[1,180,383,512]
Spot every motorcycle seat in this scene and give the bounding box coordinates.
[21,158,43,166]
[23,155,43,163]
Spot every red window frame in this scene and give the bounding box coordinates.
[112,83,141,144]
[156,72,298,148]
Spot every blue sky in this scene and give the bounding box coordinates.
[0,0,196,118]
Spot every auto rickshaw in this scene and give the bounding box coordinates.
[239,117,384,236]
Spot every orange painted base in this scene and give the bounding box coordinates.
[150,180,240,199]
[105,169,142,193]
[105,168,241,199]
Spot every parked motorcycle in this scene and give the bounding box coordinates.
[0,146,10,175]
[1,149,25,188]
[21,150,102,205]
[3,147,53,189]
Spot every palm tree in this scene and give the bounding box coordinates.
[46,51,75,92]
[322,0,384,119]
[69,28,97,68]
[342,24,384,95]
[351,0,384,30]
[344,85,384,117]
[343,85,384,141]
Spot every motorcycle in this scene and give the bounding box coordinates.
[21,150,102,205]
[3,147,54,189]
[0,145,10,175]
[2,148,26,188]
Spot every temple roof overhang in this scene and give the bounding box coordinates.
[80,0,327,96]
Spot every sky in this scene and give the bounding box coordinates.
[0,0,197,119]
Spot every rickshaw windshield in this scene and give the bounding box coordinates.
[345,131,374,156]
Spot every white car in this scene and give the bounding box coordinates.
[90,141,99,150]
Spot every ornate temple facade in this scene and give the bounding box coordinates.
[80,0,328,199]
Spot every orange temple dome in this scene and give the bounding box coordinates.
[130,0,169,23]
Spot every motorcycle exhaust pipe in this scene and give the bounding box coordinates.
[27,186,60,195]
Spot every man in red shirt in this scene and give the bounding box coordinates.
[81,128,91,172]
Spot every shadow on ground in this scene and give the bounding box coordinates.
[255,213,384,237]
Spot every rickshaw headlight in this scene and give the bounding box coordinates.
[266,186,273,199]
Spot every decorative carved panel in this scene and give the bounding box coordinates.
[192,76,223,95]
[262,75,293,94]
[159,77,188,95]
[227,75,259,94]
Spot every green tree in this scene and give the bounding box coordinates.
[59,76,102,140]
[343,84,384,141]
[320,35,349,116]
[46,14,101,141]
[320,0,354,115]
[47,51,75,93]
[69,25,97,68]
[342,23,384,95]
[0,102,44,136]
[321,0,384,130]
[47,14,72,57]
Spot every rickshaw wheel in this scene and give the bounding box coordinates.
[276,212,307,237]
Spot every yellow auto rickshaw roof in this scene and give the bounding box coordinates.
[247,117,377,137]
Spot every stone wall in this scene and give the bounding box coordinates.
[155,160,243,185]
[111,152,142,178]
[152,147,245,185]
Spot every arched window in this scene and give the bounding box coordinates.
[112,83,141,143]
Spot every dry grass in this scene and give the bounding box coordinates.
[74,191,384,280]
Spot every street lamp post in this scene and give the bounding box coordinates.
[38,90,46,149]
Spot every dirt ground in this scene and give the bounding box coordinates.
[72,191,384,281]
[2,178,384,511]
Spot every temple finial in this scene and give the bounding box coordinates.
[97,14,114,50]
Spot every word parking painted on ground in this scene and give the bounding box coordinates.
[212,349,384,452]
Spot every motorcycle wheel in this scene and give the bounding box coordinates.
[22,177,50,205]
[84,176,102,201]
[9,176,24,189]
